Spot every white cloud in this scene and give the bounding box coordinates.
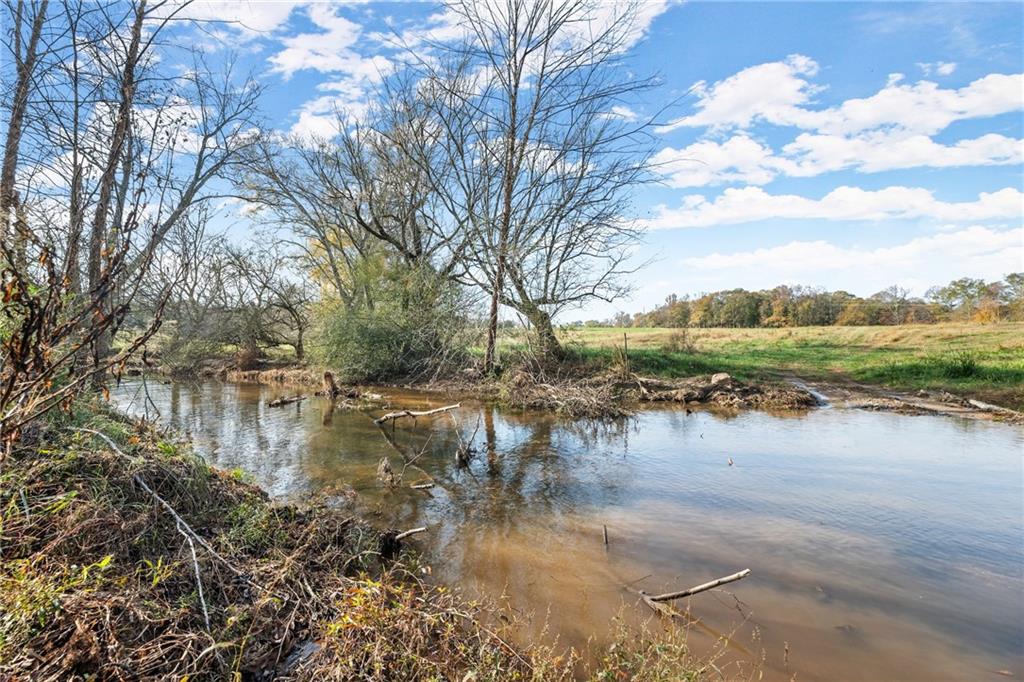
[781,131,1024,175]
[156,1,299,37]
[378,0,675,57]
[681,227,1023,291]
[269,5,391,79]
[589,0,677,51]
[917,61,957,77]
[372,9,468,49]
[657,54,822,132]
[288,95,372,140]
[268,5,394,139]
[652,135,782,187]
[653,56,1023,185]
[603,105,640,122]
[811,72,1022,136]
[659,56,1022,136]
[654,130,1023,186]
[644,186,1024,229]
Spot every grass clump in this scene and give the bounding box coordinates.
[933,350,980,379]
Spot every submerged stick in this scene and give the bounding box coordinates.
[395,526,428,541]
[268,395,306,408]
[644,569,751,603]
[374,403,460,425]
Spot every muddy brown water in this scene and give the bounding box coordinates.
[113,379,1024,681]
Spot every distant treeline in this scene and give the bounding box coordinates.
[587,274,1024,328]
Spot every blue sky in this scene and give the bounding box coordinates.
[176,0,1024,320]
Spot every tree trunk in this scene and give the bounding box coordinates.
[86,0,145,386]
[484,58,520,375]
[525,306,561,361]
[483,257,505,373]
[1,0,48,250]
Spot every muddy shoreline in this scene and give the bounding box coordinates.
[142,360,1024,424]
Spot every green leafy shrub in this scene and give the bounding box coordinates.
[313,264,473,382]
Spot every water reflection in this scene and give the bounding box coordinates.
[113,379,1024,681]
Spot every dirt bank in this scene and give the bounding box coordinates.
[201,364,819,417]
[160,359,1021,423]
[794,377,1024,424]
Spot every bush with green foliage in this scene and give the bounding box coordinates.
[312,263,474,382]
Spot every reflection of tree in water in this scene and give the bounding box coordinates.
[354,405,639,583]
[118,384,645,579]
[116,380,316,497]
[116,384,649,527]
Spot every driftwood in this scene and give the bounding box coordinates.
[319,371,381,401]
[268,394,306,408]
[374,403,460,425]
[395,526,428,541]
[642,569,751,603]
[322,371,339,396]
[379,526,429,559]
[375,422,439,490]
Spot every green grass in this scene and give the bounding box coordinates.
[547,323,1024,410]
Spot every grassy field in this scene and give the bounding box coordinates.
[553,323,1024,410]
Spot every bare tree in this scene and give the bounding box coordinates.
[330,77,475,279]
[238,133,379,308]
[237,81,474,312]
[874,285,912,325]
[423,0,658,368]
[0,0,266,447]
[225,243,313,360]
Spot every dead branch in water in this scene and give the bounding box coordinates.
[374,422,439,490]
[268,394,306,408]
[379,526,429,560]
[395,526,428,541]
[449,411,481,468]
[374,403,460,425]
[377,456,397,487]
[643,569,752,603]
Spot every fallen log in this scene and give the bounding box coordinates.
[268,394,306,408]
[642,569,751,603]
[373,403,460,425]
